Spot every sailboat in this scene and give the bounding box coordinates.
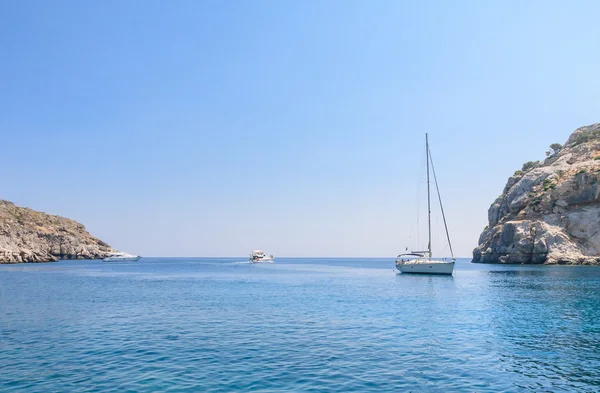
[395,134,455,275]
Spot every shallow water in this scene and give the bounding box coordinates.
[1,258,599,392]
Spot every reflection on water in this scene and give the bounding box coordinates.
[0,258,599,392]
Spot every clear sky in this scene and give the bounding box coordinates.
[1,0,599,257]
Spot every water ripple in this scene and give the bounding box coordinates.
[1,258,600,392]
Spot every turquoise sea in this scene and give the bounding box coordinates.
[1,258,599,392]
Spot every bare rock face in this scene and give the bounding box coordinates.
[473,123,600,265]
[0,200,117,263]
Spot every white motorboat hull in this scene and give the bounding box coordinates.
[251,258,274,263]
[103,256,141,262]
[396,261,454,275]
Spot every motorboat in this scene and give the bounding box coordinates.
[102,252,142,262]
[249,250,274,263]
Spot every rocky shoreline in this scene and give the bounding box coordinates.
[473,123,600,265]
[0,200,116,264]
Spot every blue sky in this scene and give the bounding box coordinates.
[1,0,599,257]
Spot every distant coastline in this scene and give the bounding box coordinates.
[0,200,116,264]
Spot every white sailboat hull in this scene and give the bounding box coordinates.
[396,260,454,275]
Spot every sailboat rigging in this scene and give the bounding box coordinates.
[395,134,455,275]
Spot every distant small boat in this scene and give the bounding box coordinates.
[250,250,274,263]
[102,252,142,262]
[396,134,455,275]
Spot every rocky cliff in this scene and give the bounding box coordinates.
[473,123,600,265]
[0,200,116,263]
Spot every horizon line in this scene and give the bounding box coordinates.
[132,255,473,259]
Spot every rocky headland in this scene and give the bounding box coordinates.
[473,123,600,265]
[0,200,116,263]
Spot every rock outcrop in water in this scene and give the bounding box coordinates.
[473,123,600,265]
[0,200,116,263]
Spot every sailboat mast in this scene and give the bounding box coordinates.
[426,133,432,259]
